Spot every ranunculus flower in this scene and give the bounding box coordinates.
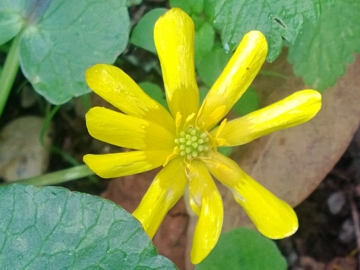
[84,8,321,264]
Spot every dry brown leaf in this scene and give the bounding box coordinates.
[218,52,360,231]
[326,257,357,270]
[101,51,360,269]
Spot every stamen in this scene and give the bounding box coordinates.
[175,125,212,161]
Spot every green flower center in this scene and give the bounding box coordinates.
[174,125,211,161]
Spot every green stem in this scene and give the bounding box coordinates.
[0,165,95,187]
[259,70,288,80]
[0,35,21,117]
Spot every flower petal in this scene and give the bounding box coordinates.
[154,8,199,119]
[86,106,175,150]
[132,157,187,238]
[197,31,268,130]
[203,152,298,239]
[187,159,223,265]
[211,90,322,146]
[83,150,171,178]
[85,64,175,132]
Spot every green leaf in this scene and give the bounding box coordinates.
[169,0,204,15]
[203,0,320,62]
[0,9,24,46]
[0,184,176,269]
[195,22,215,64]
[197,45,231,87]
[196,227,287,270]
[130,8,167,54]
[139,81,168,110]
[232,87,259,116]
[1,0,130,104]
[127,0,142,6]
[288,0,360,92]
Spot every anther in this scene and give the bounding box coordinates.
[175,125,211,161]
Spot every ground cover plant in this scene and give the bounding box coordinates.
[1,0,360,269]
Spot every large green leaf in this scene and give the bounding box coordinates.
[196,228,287,270]
[203,0,320,62]
[0,184,176,269]
[0,4,23,45]
[288,0,360,92]
[0,0,129,104]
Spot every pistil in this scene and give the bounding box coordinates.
[175,125,211,161]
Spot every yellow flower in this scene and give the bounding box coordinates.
[84,8,321,264]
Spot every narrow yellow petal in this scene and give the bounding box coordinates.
[154,8,199,119]
[204,152,298,239]
[132,157,187,238]
[83,150,171,178]
[85,64,175,132]
[86,106,175,150]
[211,90,322,146]
[187,159,223,265]
[197,31,268,130]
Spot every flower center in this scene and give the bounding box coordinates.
[174,125,211,161]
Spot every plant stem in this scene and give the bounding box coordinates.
[0,35,21,117]
[259,70,287,80]
[0,165,95,187]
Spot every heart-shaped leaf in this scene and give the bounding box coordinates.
[0,0,130,104]
[0,184,176,269]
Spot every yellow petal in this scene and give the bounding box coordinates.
[204,152,298,239]
[83,150,170,178]
[187,159,223,265]
[86,106,175,150]
[154,8,199,119]
[85,64,175,132]
[212,90,322,146]
[197,31,268,130]
[132,157,187,238]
